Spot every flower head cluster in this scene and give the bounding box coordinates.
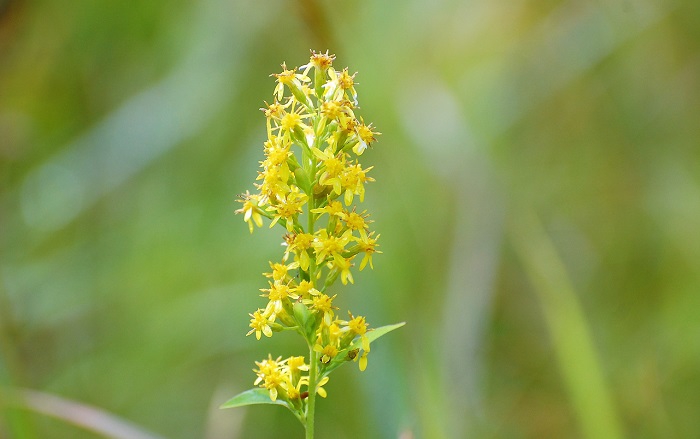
[253,355,328,402]
[236,51,382,407]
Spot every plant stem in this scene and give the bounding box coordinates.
[305,347,319,439]
[304,140,318,439]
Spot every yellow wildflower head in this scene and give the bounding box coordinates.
[246,309,275,340]
[313,343,338,364]
[337,68,356,90]
[354,119,381,155]
[253,355,286,401]
[261,100,286,119]
[235,191,264,233]
[347,314,368,336]
[293,279,318,298]
[357,232,381,270]
[264,261,299,282]
[285,355,309,373]
[308,50,335,71]
[273,62,296,84]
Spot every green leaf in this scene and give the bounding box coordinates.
[219,388,289,409]
[350,322,406,350]
[293,168,312,193]
[322,321,405,375]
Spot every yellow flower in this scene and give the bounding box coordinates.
[253,355,286,401]
[346,314,370,351]
[260,100,291,138]
[293,279,319,298]
[337,68,357,92]
[339,162,374,205]
[253,355,281,383]
[282,356,310,398]
[269,100,312,145]
[281,113,301,131]
[271,62,311,102]
[261,136,292,169]
[260,100,286,119]
[268,186,308,231]
[283,232,314,271]
[285,355,310,374]
[327,320,343,346]
[264,261,299,282]
[283,376,308,400]
[235,191,264,233]
[255,163,290,204]
[320,100,342,120]
[246,309,275,340]
[313,343,338,364]
[339,313,371,371]
[333,254,354,285]
[311,200,344,218]
[356,232,381,270]
[325,68,358,104]
[315,376,330,398]
[318,99,355,132]
[353,119,381,155]
[339,209,370,236]
[313,146,346,195]
[313,229,352,264]
[261,281,298,316]
[303,293,337,326]
[301,50,335,75]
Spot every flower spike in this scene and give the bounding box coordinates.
[226,51,403,437]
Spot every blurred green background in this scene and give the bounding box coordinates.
[2,0,699,437]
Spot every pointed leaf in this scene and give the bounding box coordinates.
[350,322,406,350]
[322,321,405,375]
[219,388,289,409]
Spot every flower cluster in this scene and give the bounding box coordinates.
[253,355,328,402]
[235,51,381,409]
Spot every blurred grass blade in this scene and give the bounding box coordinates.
[3,388,164,439]
[510,210,624,439]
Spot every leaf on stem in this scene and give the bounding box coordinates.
[350,322,405,349]
[323,321,406,374]
[219,388,290,409]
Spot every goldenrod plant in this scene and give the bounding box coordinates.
[221,51,404,438]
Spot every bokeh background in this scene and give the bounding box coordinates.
[2,0,700,437]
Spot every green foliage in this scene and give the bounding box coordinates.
[323,322,405,375]
[220,388,292,410]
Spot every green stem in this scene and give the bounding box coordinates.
[305,347,319,439]
[306,145,318,280]
[304,139,319,439]
[307,198,315,236]
[304,83,323,439]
